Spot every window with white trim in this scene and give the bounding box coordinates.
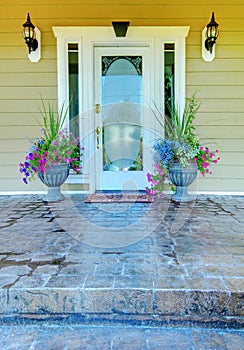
[68,43,79,138]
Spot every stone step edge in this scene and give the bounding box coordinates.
[0,314,243,330]
[0,288,243,324]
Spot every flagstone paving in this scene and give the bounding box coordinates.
[0,193,243,348]
[0,324,243,349]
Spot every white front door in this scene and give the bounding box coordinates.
[94,47,151,191]
[53,26,190,193]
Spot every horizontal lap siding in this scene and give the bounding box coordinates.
[0,0,244,192]
[186,17,244,192]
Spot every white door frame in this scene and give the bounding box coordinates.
[94,46,151,191]
[53,26,190,193]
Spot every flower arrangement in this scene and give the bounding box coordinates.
[19,100,84,184]
[146,95,220,196]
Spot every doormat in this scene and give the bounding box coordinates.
[85,193,153,203]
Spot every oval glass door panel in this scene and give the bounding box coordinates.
[102,56,143,171]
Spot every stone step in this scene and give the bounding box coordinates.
[0,194,243,331]
[0,287,243,329]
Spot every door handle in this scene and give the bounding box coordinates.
[95,103,101,114]
[96,126,101,149]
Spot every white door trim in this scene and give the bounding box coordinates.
[53,26,190,193]
[94,46,151,191]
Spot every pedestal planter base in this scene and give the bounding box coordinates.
[38,164,69,202]
[171,186,193,202]
[169,162,197,202]
[41,187,65,202]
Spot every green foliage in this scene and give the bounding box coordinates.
[165,94,200,143]
[37,98,70,143]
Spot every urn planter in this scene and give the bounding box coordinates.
[38,164,69,202]
[168,162,197,202]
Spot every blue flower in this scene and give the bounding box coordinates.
[153,140,173,165]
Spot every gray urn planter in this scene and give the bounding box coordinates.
[168,162,197,202]
[38,164,69,202]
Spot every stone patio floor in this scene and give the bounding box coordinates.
[0,193,243,349]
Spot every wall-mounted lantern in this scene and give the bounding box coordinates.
[112,22,130,37]
[202,12,219,62]
[22,13,41,62]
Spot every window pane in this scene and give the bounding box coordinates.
[102,56,143,171]
[68,43,79,138]
[164,43,175,117]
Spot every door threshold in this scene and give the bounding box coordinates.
[95,190,147,194]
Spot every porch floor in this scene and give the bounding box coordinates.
[0,193,243,349]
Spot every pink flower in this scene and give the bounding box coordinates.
[39,165,45,172]
[147,173,151,182]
